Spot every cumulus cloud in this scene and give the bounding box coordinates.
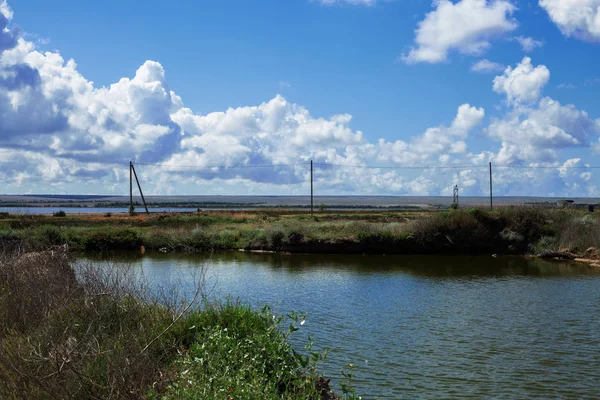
[471,59,505,73]
[403,0,517,64]
[384,103,484,158]
[539,0,600,41]
[492,57,550,105]
[486,97,600,164]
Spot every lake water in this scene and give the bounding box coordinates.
[0,207,200,215]
[79,252,600,399]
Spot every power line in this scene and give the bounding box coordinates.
[312,162,488,170]
[494,165,600,169]
[134,161,306,169]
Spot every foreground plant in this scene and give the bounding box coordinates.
[150,305,333,399]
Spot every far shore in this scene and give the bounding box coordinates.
[2,207,600,261]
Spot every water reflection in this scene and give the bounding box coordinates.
[85,250,600,278]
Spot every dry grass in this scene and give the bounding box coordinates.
[0,245,79,337]
[0,248,205,399]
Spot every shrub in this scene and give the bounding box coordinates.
[53,210,66,217]
[0,229,19,247]
[267,228,286,250]
[152,303,326,400]
[33,225,66,247]
[80,228,143,251]
[532,235,557,254]
[554,214,600,252]
[354,222,380,242]
[498,206,549,242]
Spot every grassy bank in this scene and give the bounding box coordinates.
[1,207,600,255]
[0,248,348,399]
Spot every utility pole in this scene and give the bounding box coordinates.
[310,160,314,216]
[131,163,149,215]
[129,161,133,215]
[489,162,493,210]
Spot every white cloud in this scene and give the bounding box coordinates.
[410,103,484,155]
[492,57,550,105]
[486,97,600,164]
[581,171,592,181]
[558,158,581,178]
[539,0,600,41]
[0,0,12,20]
[403,0,517,64]
[514,36,544,51]
[471,59,505,73]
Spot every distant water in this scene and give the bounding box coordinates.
[0,207,199,215]
[2,195,599,209]
[79,252,600,399]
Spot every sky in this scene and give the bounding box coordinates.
[1,0,600,197]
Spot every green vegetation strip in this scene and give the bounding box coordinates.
[2,207,600,255]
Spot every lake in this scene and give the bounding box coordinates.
[0,207,200,215]
[79,252,600,399]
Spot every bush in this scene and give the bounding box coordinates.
[266,228,286,250]
[498,206,550,242]
[554,214,600,252]
[152,303,326,400]
[80,228,143,251]
[53,210,66,217]
[33,225,67,247]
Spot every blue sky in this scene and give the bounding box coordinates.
[1,0,600,196]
